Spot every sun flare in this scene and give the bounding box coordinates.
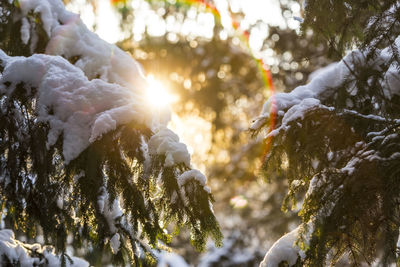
[145,75,178,108]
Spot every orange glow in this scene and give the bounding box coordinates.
[161,0,276,163]
[145,75,179,108]
[110,0,127,5]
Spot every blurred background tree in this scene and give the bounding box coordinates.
[62,0,333,265]
[255,1,400,266]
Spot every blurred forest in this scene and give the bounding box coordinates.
[63,0,332,265]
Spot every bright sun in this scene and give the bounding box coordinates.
[145,74,178,108]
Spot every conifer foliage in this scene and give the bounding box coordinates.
[0,0,221,266]
[255,1,400,266]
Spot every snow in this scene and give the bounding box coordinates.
[198,233,255,267]
[311,158,319,170]
[250,58,347,131]
[148,127,191,167]
[177,169,211,193]
[20,0,148,92]
[281,98,321,125]
[2,0,196,172]
[306,173,327,197]
[291,179,302,188]
[260,226,305,267]
[0,229,89,267]
[1,0,215,259]
[367,3,400,41]
[110,233,121,255]
[397,233,400,258]
[156,251,189,267]
[56,196,64,209]
[18,0,62,37]
[251,38,400,132]
[307,62,338,82]
[0,52,146,162]
[3,0,205,190]
[20,18,30,45]
[255,30,400,267]
[97,189,123,234]
[2,0,164,163]
[46,15,148,91]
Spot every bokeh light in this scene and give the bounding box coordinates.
[230,195,248,209]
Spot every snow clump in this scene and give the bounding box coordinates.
[260,226,305,267]
[1,0,195,177]
[0,229,89,267]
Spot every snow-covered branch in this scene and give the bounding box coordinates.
[0,0,222,264]
[0,230,88,267]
